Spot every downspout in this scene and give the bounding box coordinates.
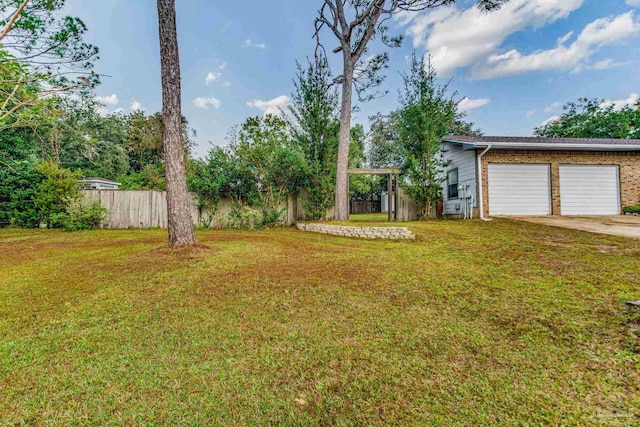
[477,145,492,221]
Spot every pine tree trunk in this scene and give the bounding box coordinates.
[334,55,354,221]
[157,0,197,246]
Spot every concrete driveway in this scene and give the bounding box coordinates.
[509,216,640,239]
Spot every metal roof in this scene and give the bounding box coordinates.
[79,177,122,185]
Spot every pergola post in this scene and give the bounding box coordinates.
[346,167,401,223]
[394,174,399,221]
[387,173,392,222]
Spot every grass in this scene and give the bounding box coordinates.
[1,219,639,426]
[347,213,390,222]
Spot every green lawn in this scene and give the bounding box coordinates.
[348,213,390,222]
[1,220,639,425]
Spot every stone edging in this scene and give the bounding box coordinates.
[296,223,415,240]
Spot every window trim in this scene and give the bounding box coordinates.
[447,168,459,200]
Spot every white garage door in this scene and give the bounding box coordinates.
[559,165,620,215]
[488,164,551,216]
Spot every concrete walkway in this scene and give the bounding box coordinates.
[509,216,640,239]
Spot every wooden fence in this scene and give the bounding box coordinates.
[396,186,418,221]
[82,189,416,229]
[350,200,382,214]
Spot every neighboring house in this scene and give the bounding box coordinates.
[79,177,122,190]
[441,136,640,218]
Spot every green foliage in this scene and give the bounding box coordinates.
[33,161,82,228]
[188,149,249,206]
[51,96,131,179]
[0,0,100,124]
[126,111,194,172]
[623,204,640,215]
[348,123,382,202]
[0,159,42,228]
[0,127,43,227]
[0,50,41,127]
[190,115,306,228]
[118,164,166,191]
[287,57,339,220]
[535,98,640,139]
[32,161,108,230]
[349,174,382,202]
[369,110,481,170]
[53,198,109,231]
[226,203,263,230]
[368,112,402,168]
[395,53,461,219]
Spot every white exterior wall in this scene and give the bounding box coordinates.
[380,192,395,213]
[441,142,478,215]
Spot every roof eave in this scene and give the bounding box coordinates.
[80,178,122,185]
[444,139,640,151]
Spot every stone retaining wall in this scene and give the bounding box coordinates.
[297,223,415,240]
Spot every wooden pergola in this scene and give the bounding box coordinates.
[347,167,401,222]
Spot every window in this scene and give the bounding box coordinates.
[447,169,459,199]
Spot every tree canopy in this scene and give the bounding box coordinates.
[535,98,640,139]
[0,0,99,125]
[395,53,476,219]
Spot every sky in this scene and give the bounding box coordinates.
[63,0,640,158]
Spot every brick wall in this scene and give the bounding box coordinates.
[480,150,640,217]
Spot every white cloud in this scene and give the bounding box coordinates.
[243,39,266,49]
[193,97,222,109]
[401,0,585,77]
[579,58,631,71]
[526,110,535,117]
[402,1,640,79]
[592,59,617,69]
[601,93,639,110]
[247,95,290,117]
[544,102,562,113]
[95,94,119,105]
[130,100,143,111]
[471,12,640,79]
[629,0,640,7]
[223,81,232,87]
[458,97,490,113]
[219,62,227,70]
[205,72,222,85]
[557,31,574,45]
[541,115,561,127]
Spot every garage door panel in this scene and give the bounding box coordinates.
[488,164,551,216]
[559,165,619,215]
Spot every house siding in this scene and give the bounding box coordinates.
[480,150,640,217]
[441,142,478,216]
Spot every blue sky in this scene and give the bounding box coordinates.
[64,0,640,158]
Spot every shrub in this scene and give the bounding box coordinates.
[227,203,262,230]
[118,164,166,190]
[0,159,43,228]
[32,161,108,230]
[623,204,640,214]
[54,199,109,231]
[33,162,83,227]
[260,205,287,228]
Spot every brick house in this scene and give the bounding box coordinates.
[440,136,640,218]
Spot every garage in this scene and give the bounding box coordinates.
[559,165,620,215]
[488,164,551,216]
